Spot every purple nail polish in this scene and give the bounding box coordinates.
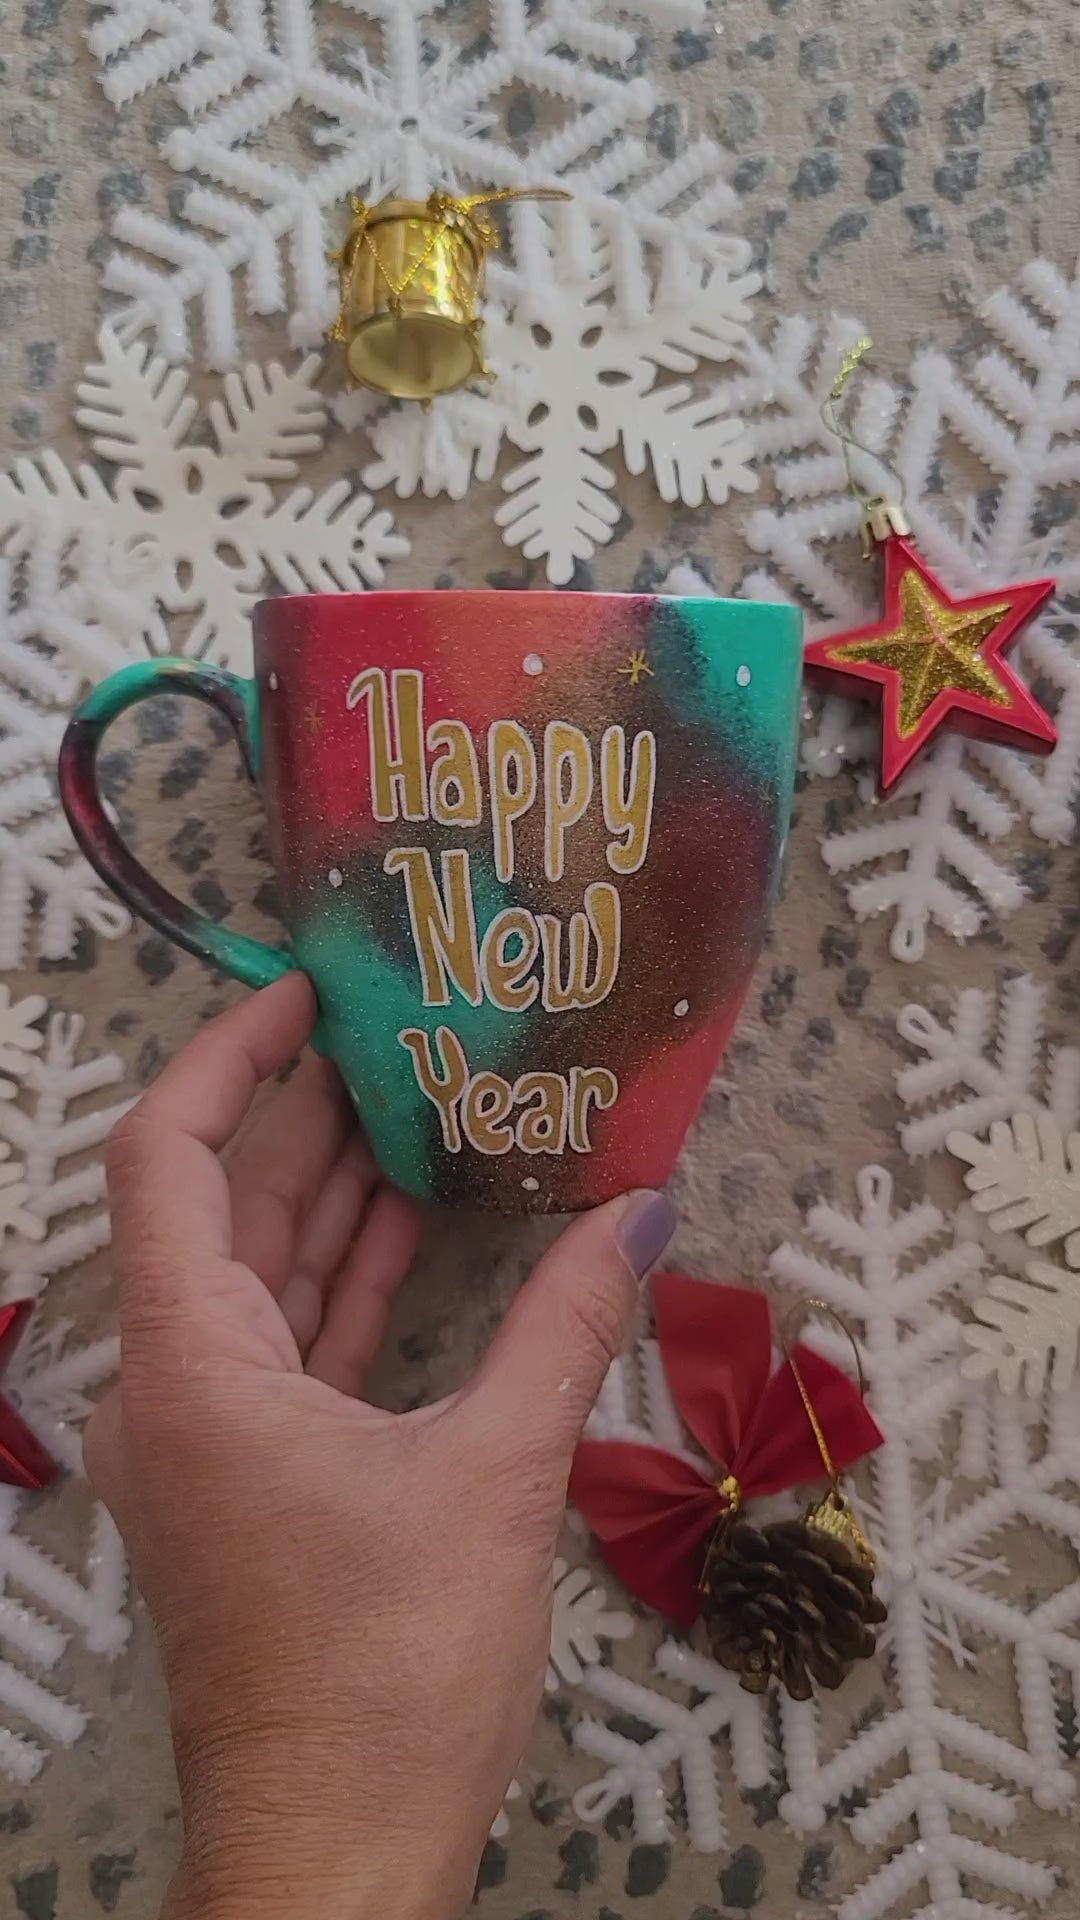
[618,1189,677,1280]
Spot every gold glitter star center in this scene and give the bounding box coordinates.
[829,571,1011,738]
[618,648,654,687]
[303,700,326,740]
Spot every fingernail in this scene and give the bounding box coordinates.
[617,1189,677,1282]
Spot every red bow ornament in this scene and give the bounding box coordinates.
[0,1299,59,1491]
[569,1276,883,1628]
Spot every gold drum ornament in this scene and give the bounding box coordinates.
[330,189,571,402]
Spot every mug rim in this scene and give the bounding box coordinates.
[253,588,801,621]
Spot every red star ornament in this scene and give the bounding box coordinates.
[804,532,1056,792]
[0,1299,59,1490]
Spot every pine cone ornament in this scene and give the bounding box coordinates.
[701,1501,887,1702]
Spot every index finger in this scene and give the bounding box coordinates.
[108,972,317,1315]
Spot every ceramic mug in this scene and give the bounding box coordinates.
[59,593,802,1213]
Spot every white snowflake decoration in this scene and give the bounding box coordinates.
[716,260,1080,962]
[0,562,132,968]
[0,986,47,1092]
[0,995,131,1786]
[491,1558,634,1841]
[489,1774,522,1842]
[0,1477,128,1788]
[568,1166,1080,1917]
[88,0,744,368]
[767,1168,1076,1920]
[0,1001,132,1292]
[0,328,408,681]
[896,972,1080,1159]
[350,248,759,583]
[548,1555,633,1691]
[572,1640,774,1853]
[861,1479,1011,1673]
[87,0,761,577]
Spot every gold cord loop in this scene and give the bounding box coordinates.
[780,1300,878,1572]
[820,336,910,548]
[780,1298,869,1489]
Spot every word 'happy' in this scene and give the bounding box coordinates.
[349,667,658,1159]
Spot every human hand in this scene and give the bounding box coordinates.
[87,975,675,1920]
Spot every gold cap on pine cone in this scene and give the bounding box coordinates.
[701,1514,888,1701]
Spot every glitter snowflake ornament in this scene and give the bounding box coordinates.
[945,1110,1080,1397]
[963,1258,1080,1397]
[948,1110,1080,1268]
[0,329,407,682]
[721,260,1080,961]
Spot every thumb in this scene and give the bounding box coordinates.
[467,1189,676,1460]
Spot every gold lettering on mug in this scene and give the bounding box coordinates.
[544,721,593,882]
[384,848,481,1007]
[364,668,670,1165]
[538,882,621,1012]
[462,1073,515,1155]
[602,726,656,874]
[427,720,482,827]
[480,908,540,1012]
[398,1028,619,1159]
[568,1065,619,1152]
[488,720,536,883]
[514,1072,569,1154]
[347,668,427,821]
[398,1026,469,1151]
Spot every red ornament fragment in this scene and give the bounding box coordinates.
[803,531,1056,792]
[0,1299,59,1491]
[569,1277,882,1627]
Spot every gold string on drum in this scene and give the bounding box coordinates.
[329,188,571,402]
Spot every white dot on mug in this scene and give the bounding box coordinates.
[736,664,751,687]
[269,671,279,691]
[674,998,690,1017]
[522,1175,540,1192]
[328,867,344,889]
[523,653,544,677]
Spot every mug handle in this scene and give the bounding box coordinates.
[58,658,299,990]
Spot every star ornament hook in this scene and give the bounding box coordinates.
[0,1299,59,1491]
[804,532,1056,792]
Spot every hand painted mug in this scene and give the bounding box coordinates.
[59,593,801,1213]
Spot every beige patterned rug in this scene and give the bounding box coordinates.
[3,0,1080,1915]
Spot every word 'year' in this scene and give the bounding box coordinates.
[400,1026,618,1157]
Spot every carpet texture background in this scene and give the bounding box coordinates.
[3,0,1080,1913]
